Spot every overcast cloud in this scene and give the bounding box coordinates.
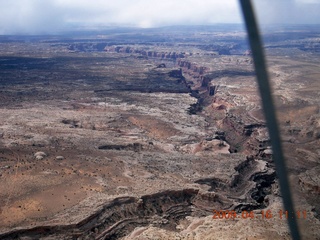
[0,0,319,34]
[254,0,320,25]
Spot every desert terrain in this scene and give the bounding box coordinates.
[0,25,319,239]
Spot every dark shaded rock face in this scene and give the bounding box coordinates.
[250,171,276,206]
[169,68,183,78]
[98,143,142,152]
[156,63,166,68]
[201,76,211,87]
[92,67,189,94]
[188,99,203,115]
[209,85,218,96]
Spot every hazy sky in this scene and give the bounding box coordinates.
[0,0,319,34]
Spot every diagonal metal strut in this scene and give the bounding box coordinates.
[239,1,301,239]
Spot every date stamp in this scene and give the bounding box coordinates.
[212,209,307,220]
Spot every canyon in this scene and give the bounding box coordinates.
[0,25,319,239]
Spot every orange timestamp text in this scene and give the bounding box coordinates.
[212,209,307,220]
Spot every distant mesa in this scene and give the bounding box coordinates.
[104,45,186,59]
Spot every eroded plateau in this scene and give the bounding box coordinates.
[0,26,319,239]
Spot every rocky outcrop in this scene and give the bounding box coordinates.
[0,189,232,240]
[177,60,208,75]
